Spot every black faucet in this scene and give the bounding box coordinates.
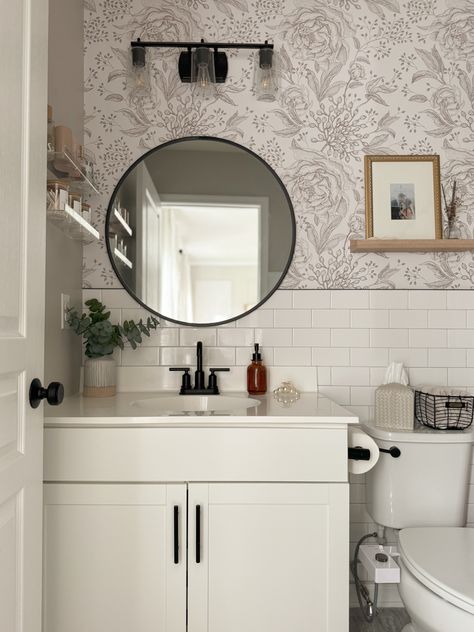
[169,341,229,395]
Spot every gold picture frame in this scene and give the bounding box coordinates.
[364,155,442,239]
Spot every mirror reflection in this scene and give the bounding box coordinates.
[106,137,295,325]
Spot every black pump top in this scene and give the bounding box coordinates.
[252,343,262,361]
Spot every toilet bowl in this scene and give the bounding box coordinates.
[398,527,474,632]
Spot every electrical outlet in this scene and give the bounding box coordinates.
[60,293,71,330]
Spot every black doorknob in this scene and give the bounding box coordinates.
[29,378,64,409]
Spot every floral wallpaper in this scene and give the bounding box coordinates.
[84,0,474,290]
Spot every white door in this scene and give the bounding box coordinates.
[0,1,48,631]
[43,484,187,632]
[188,483,349,632]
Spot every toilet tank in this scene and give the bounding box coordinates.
[363,423,473,529]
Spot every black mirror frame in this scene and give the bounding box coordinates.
[105,135,296,327]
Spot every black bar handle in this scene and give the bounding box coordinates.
[173,505,179,564]
[348,446,371,461]
[196,505,201,564]
[380,446,401,458]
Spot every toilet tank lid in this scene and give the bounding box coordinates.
[399,528,474,614]
[361,421,474,444]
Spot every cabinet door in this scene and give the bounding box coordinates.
[188,483,349,632]
[43,484,186,632]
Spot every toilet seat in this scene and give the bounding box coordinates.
[399,527,474,615]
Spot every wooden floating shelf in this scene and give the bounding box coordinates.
[350,239,474,253]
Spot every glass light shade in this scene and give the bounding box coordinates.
[191,47,216,98]
[255,47,277,102]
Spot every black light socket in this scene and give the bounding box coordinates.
[132,45,146,68]
[259,47,273,69]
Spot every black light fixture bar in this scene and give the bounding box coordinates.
[131,39,274,51]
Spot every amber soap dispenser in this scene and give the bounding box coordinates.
[247,343,267,395]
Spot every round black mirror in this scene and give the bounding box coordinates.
[105,136,295,326]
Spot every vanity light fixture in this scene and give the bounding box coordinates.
[255,46,277,102]
[130,38,276,96]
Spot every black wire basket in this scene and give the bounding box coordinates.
[415,390,474,430]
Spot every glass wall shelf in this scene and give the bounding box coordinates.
[47,150,100,194]
[47,204,100,245]
[111,208,133,236]
[114,247,133,269]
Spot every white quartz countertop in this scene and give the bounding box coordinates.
[44,391,359,428]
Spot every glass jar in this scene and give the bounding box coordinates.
[81,202,92,223]
[68,191,82,214]
[47,180,69,212]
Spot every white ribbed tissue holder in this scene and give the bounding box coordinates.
[375,383,414,430]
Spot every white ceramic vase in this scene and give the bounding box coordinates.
[83,356,116,397]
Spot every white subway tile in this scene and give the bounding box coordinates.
[370,290,408,309]
[82,289,101,304]
[141,328,179,347]
[217,366,247,391]
[447,368,474,387]
[467,350,474,367]
[448,330,474,349]
[122,308,158,324]
[120,347,159,366]
[332,329,370,347]
[409,367,448,386]
[370,367,387,386]
[331,290,369,309]
[371,329,408,348]
[408,290,446,309]
[292,290,330,308]
[102,289,139,309]
[236,309,274,328]
[332,367,370,386]
[389,348,428,367]
[117,366,182,391]
[293,328,330,347]
[429,310,466,329]
[351,387,376,406]
[447,290,474,309]
[389,310,427,329]
[409,329,446,348]
[161,346,235,367]
[274,309,311,327]
[274,347,311,366]
[467,311,474,329]
[268,367,318,392]
[312,347,350,366]
[262,290,292,309]
[180,328,217,346]
[351,310,389,329]
[318,386,351,405]
[312,309,350,328]
[217,328,254,347]
[351,348,389,367]
[429,348,466,368]
[254,328,292,347]
[317,367,331,386]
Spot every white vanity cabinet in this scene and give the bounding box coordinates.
[43,482,348,632]
[43,393,357,632]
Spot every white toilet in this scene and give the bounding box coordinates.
[363,422,474,632]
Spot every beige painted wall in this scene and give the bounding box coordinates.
[44,0,84,394]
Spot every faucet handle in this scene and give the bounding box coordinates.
[208,368,230,393]
[169,367,192,393]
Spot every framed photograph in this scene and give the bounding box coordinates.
[364,155,442,239]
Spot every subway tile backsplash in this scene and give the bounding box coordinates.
[85,288,474,418]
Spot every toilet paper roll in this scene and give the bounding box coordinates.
[348,427,380,475]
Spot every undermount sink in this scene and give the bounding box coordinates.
[130,395,261,414]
